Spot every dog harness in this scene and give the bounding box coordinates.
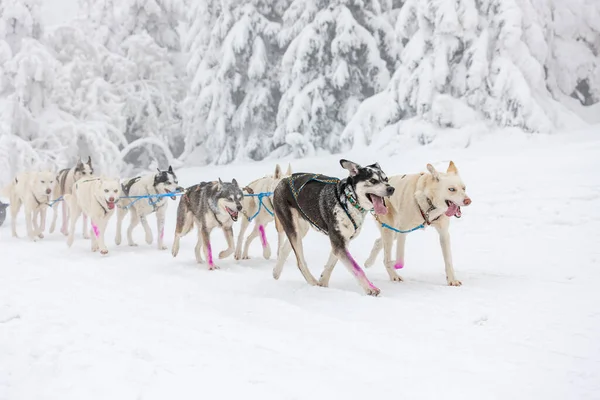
[242,188,274,222]
[285,173,364,235]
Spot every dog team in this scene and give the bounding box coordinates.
[1,156,472,296]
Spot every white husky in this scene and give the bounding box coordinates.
[2,171,55,241]
[234,164,292,260]
[364,161,472,286]
[49,157,94,237]
[115,166,182,250]
[65,177,120,255]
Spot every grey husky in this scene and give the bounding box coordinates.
[115,166,182,250]
[272,159,395,296]
[50,157,94,237]
[171,179,244,270]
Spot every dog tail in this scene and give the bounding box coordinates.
[1,179,15,199]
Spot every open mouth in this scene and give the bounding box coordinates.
[366,193,388,215]
[226,206,239,221]
[165,188,177,200]
[106,200,115,210]
[445,200,462,218]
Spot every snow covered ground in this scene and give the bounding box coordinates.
[1,127,600,400]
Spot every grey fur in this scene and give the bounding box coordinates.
[171,179,244,269]
[0,201,8,227]
[272,159,395,296]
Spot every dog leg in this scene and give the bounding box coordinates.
[24,206,38,242]
[127,210,140,246]
[259,224,271,259]
[194,225,204,263]
[95,219,109,255]
[172,205,194,258]
[90,220,99,252]
[335,245,380,296]
[242,224,259,259]
[364,238,382,268]
[66,195,80,247]
[201,228,218,270]
[115,206,126,245]
[287,218,318,286]
[219,226,235,259]
[435,224,461,286]
[140,214,153,245]
[156,207,167,250]
[10,195,22,238]
[234,217,250,260]
[49,199,59,233]
[381,227,403,282]
[82,213,90,239]
[60,200,69,236]
[273,231,291,280]
[37,206,48,238]
[318,251,338,287]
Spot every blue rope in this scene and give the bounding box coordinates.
[380,222,425,234]
[120,192,184,210]
[244,192,273,221]
[48,196,64,206]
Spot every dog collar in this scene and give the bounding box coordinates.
[418,197,438,225]
[344,186,368,213]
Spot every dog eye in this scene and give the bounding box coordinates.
[41,180,45,183]
[369,179,378,184]
[462,187,466,191]
[104,189,109,193]
[448,188,456,192]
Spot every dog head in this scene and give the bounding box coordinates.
[426,161,471,218]
[340,159,395,215]
[215,178,244,222]
[269,163,293,192]
[74,156,94,180]
[35,171,56,199]
[154,165,181,200]
[99,178,121,211]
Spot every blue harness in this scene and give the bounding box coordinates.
[243,191,274,221]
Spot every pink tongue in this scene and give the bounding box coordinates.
[107,202,115,210]
[371,195,387,215]
[445,203,458,217]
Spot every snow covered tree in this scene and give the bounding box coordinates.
[274,0,395,157]
[181,0,287,165]
[0,0,43,54]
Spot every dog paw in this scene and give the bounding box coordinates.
[365,286,381,297]
[145,236,153,245]
[364,258,375,268]
[30,236,38,242]
[263,247,271,260]
[448,280,462,287]
[100,249,108,255]
[218,250,233,259]
[390,275,404,282]
[38,233,44,239]
[317,279,329,288]
[128,243,138,247]
[83,234,90,240]
[158,245,168,251]
[208,264,220,270]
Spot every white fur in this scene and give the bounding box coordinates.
[234,163,292,260]
[2,171,55,241]
[65,177,120,255]
[365,161,472,286]
[115,172,179,250]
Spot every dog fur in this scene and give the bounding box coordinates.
[171,179,244,269]
[115,166,182,250]
[234,163,292,261]
[65,176,120,255]
[272,160,395,296]
[2,171,55,241]
[0,201,8,227]
[364,161,472,286]
[50,157,94,237]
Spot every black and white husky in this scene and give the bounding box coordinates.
[272,160,395,296]
[171,179,244,270]
[50,157,94,237]
[115,166,182,250]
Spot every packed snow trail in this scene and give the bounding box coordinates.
[1,128,599,400]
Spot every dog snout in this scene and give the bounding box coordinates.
[108,196,115,202]
[237,204,243,212]
[464,197,472,206]
[46,188,52,194]
[386,186,395,196]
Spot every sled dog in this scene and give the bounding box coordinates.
[116,166,182,250]
[2,171,55,241]
[50,157,94,237]
[65,176,120,255]
[272,160,395,296]
[171,179,244,269]
[234,163,292,260]
[364,161,472,286]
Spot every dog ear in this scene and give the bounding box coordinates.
[232,178,238,187]
[447,161,458,175]
[157,168,161,174]
[168,165,173,174]
[76,157,83,167]
[274,164,282,179]
[340,159,361,176]
[286,163,292,176]
[427,164,440,181]
[87,156,92,166]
